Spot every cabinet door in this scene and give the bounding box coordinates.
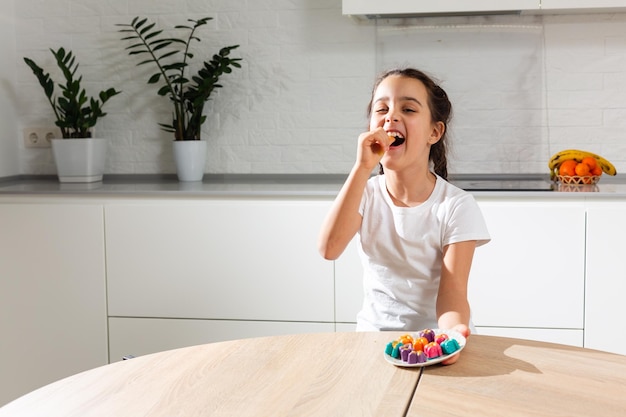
[108,317,335,361]
[0,204,107,406]
[469,199,585,329]
[105,200,334,322]
[335,237,364,324]
[475,327,583,347]
[585,205,626,355]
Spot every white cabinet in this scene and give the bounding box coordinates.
[335,238,363,324]
[108,317,335,361]
[584,203,626,355]
[104,199,335,357]
[4,191,623,404]
[334,197,586,347]
[474,327,582,346]
[469,199,585,336]
[0,203,107,406]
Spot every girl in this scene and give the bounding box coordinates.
[318,68,490,364]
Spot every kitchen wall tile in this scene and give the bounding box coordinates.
[12,0,626,175]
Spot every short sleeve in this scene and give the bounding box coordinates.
[443,193,491,248]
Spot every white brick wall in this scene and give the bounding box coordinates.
[0,0,18,177]
[10,1,626,175]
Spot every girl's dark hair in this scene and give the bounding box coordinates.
[367,68,452,180]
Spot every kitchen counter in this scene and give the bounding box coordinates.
[2,173,626,198]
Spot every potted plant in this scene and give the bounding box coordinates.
[117,16,242,181]
[24,47,121,183]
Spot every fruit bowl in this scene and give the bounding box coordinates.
[556,175,601,185]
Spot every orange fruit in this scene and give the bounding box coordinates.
[590,165,603,176]
[559,159,578,176]
[582,156,598,171]
[575,162,591,177]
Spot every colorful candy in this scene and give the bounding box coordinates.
[419,329,435,344]
[385,328,462,364]
[441,338,461,355]
[408,350,427,364]
[391,343,401,359]
[424,342,443,359]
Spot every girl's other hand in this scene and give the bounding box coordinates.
[441,324,470,365]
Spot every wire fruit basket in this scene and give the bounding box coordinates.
[556,175,601,185]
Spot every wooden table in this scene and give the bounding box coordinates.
[1,332,625,417]
[407,335,626,416]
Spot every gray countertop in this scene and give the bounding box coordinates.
[2,173,626,199]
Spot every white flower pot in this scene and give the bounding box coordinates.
[172,140,207,182]
[51,138,107,183]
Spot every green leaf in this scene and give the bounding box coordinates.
[158,123,176,132]
[158,51,179,60]
[157,85,172,96]
[137,59,156,66]
[127,42,149,50]
[149,38,172,47]
[152,42,172,52]
[148,73,161,84]
[139,22,156,35]
[163,62,186,71]
[135,18,147,29]
[144,30,163,40]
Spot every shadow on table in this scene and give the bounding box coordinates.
[423,335,583,378]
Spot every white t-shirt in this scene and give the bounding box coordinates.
[355,174,491,331]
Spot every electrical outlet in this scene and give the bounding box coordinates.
[23,127,61,148]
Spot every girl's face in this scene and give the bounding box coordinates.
[369,75,443,173]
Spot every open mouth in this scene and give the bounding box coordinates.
[388,133,405,147]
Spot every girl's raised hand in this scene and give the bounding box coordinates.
[356,127,392,171]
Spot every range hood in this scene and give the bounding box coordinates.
[342,0,537,19]
[342,0,626,19]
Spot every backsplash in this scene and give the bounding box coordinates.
[376,16,546,174]
[12,1,626,175]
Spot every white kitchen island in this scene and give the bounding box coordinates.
[1,174,626,406]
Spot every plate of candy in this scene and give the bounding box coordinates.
[383,328,466,368]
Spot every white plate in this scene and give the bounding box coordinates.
[383,329,466,368]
